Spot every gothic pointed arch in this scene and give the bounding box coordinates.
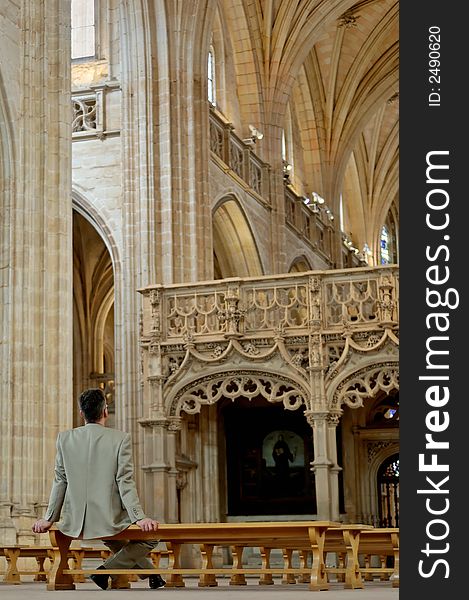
[72,191,119,424]
[289,256,312,273]
[213,196,264,277]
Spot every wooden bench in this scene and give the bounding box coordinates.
[290,525,399,590]
[46,521,341,591]
[0,546,53,584]
[358,528,399,587]
[0,544,170,586]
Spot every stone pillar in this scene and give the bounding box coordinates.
[0,0,72,545]
[307,411,333,520]
[306,409,343,521]
[326,412,343,522]
[139,418,179,523]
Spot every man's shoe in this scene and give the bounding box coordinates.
[90,565,109,590]
[149,574,166,589]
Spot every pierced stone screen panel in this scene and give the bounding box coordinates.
[324,278,379,325]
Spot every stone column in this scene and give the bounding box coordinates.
[306,411,333,520]
[326,412,343,522]
[0,0,72,545]
[306,408,343,522]
[139,418,180,523]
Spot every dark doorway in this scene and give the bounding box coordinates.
[377,453,399,527]
[222,398,316,515]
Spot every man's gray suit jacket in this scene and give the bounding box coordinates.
[44,423,147,539]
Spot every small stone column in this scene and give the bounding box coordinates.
[139,417,180,523]
[306,411,333,520]
[326,412,343,522]
[306,410,343,521]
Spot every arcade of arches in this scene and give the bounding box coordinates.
[0,0,398,546]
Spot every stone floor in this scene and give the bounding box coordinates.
[0,577,399,599]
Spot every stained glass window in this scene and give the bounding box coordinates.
[380,225,390,264]
[382,457,399,479]
[208,48,216,106]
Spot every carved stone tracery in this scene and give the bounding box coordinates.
[170,371,306,417]
[333,364,399,409]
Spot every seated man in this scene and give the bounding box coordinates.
[32,387,165,591]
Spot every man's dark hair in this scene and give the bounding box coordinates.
[79,388,106,423]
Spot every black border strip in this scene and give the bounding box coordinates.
[400,2,467,596]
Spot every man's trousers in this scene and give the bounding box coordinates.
[102,539,159,580]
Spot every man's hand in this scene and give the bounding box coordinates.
[136,518,159,532]
[32,519,53,533]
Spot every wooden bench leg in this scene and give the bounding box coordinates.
[391,533,399,588]
[282,548,296,584]
[259,547,274,585]
[308,525,329,591]
[47,529,75,590]
[3,548,21,584]
[230,545,246,586]
[70,550,85,583]
[165,542,184,587]
[198,544,217,587]
[343,530,363,590]
[34,555,48,582]
[337,552,346,583]
[298,550,310,583]
[379,554,390,581]
[364,554,373,581]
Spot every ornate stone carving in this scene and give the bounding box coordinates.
[170,371,307,417]
[327,412,342,426]
[333,363,399,409]
[290,349,306,368]
[378,272,396,324]
[167,417,183,431]
[242,341,259,356]
[352,332,384,348]
[210,344,226,358]
[72,96,97,132]
[338,11,359,28]
[309,333,322,368]
[167,355,184,375]
[218,284,245,337]
[149,289,161,335]
[139,268,399,423]
[367,441,396,463]
[209,120,223,157]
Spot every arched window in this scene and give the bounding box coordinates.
[380,225,391,264]
[378,454,399,527]
[71,0,96,60]
[208,47,216,106]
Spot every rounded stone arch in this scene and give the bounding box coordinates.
[212,195,264,278]
[167,369,309,420]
